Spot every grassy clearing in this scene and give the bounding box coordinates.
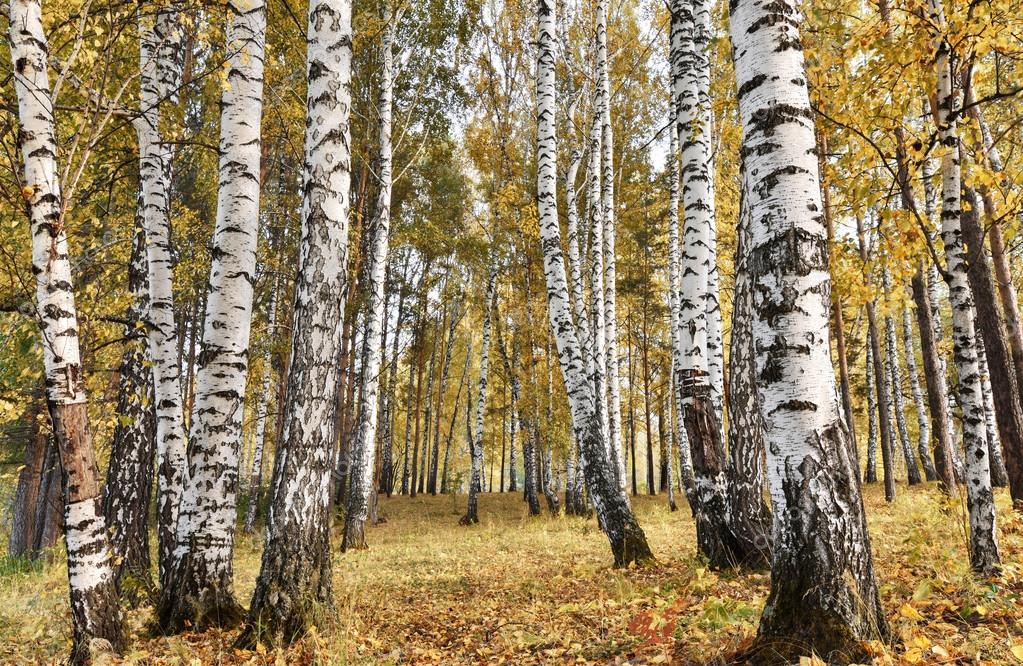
[2,484,1023,664]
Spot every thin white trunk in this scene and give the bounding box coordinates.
[10,0,124,657]
[343,0,394,548]
[244,284,279,533]
[883,271,921,484]
[903,307,938,481]
[929,0,999,574]
[864,341,879,482]
[536,0,651,564]
[136,5,186,591]
[595,0,626,491]
[163,0,267,629]
[462,261,497,524]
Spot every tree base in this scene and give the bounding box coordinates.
[341,518,368,552]
[611,526,655,568]
[458,512,478,526]
[157,584,245,634]
[741,618,873,665]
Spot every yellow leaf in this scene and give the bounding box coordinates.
[899,603,924,621]
[905,647,923,663]
[1010,645,1023,662]
[21,186,34,201]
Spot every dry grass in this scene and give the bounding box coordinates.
[2,484,1023,664]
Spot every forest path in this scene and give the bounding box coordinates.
[2,486,1022,664]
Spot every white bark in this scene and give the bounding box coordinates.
[536,0,651,564]
[865,341,879,482]
[665,49,697,498]
[929,0,1000,574]
[595,0,626,491]
[136,5,186,591]
[343,0,394,547]
[164,0,267,626]
[730,0,886,651]
[463,261,497,524]
[883,271,920,484]
[243,0,353,638]
[903,307,938,481]
[10,0,124,656]
[244,284,279,534]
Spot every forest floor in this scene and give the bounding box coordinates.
[3,485,1023,664]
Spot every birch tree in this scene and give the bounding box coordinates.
[461,260,497,525]
[240,0,353,643]
[244,284,279,534]
[9,0,125,658]
[103,223,157,592]
[135,4,186,591]
[160,0,267,630]
[902,307,938,482]
[729,0,888,654]
[672,0,741,569]
[536,0,652,565]
[343,0,395,547]
[928,0,1000,575]
[595,0,626,491]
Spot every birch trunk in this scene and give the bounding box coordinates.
[903,307,938,482]
[103,222,157,593]
[673,0,738,568]
[864,342,879,483]
[725,167,772,568]
[663,391,678,511]
[136,4,186,592]
[10,1,125,656]
[730,0,888,654]
[858,214,896,500]
[976,334,1009,487]
[161,0,266,631]
[342,0,394,548]
[883,273,921,485]
[244,284,279,534]
[461,262,497,525]
[240,0,352,643]
[595,0,626,491]
[960,190,1023,499]
[929,0,1000,573]
[442,341,471,493]
[536,0,652,564]
[664,55,696,498]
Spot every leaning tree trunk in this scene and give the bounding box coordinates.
[244,284,279,534]
[342,0,394,549]
[663,390,678,511]
[10,1,125,658]
[902,307,938,482]
[725,165,772,569]
[729,0,888,657]
[161,0,266,632]
[239,0,352,645]
[672,0,740,569]
[380,259,410,496]
[461,261,497,525]
[136,4,186,592]
[883,272,922,485]
[929,4,1000,574]
[103,222,157,595]
[536,0,652,565]
[960,192,1022,494]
